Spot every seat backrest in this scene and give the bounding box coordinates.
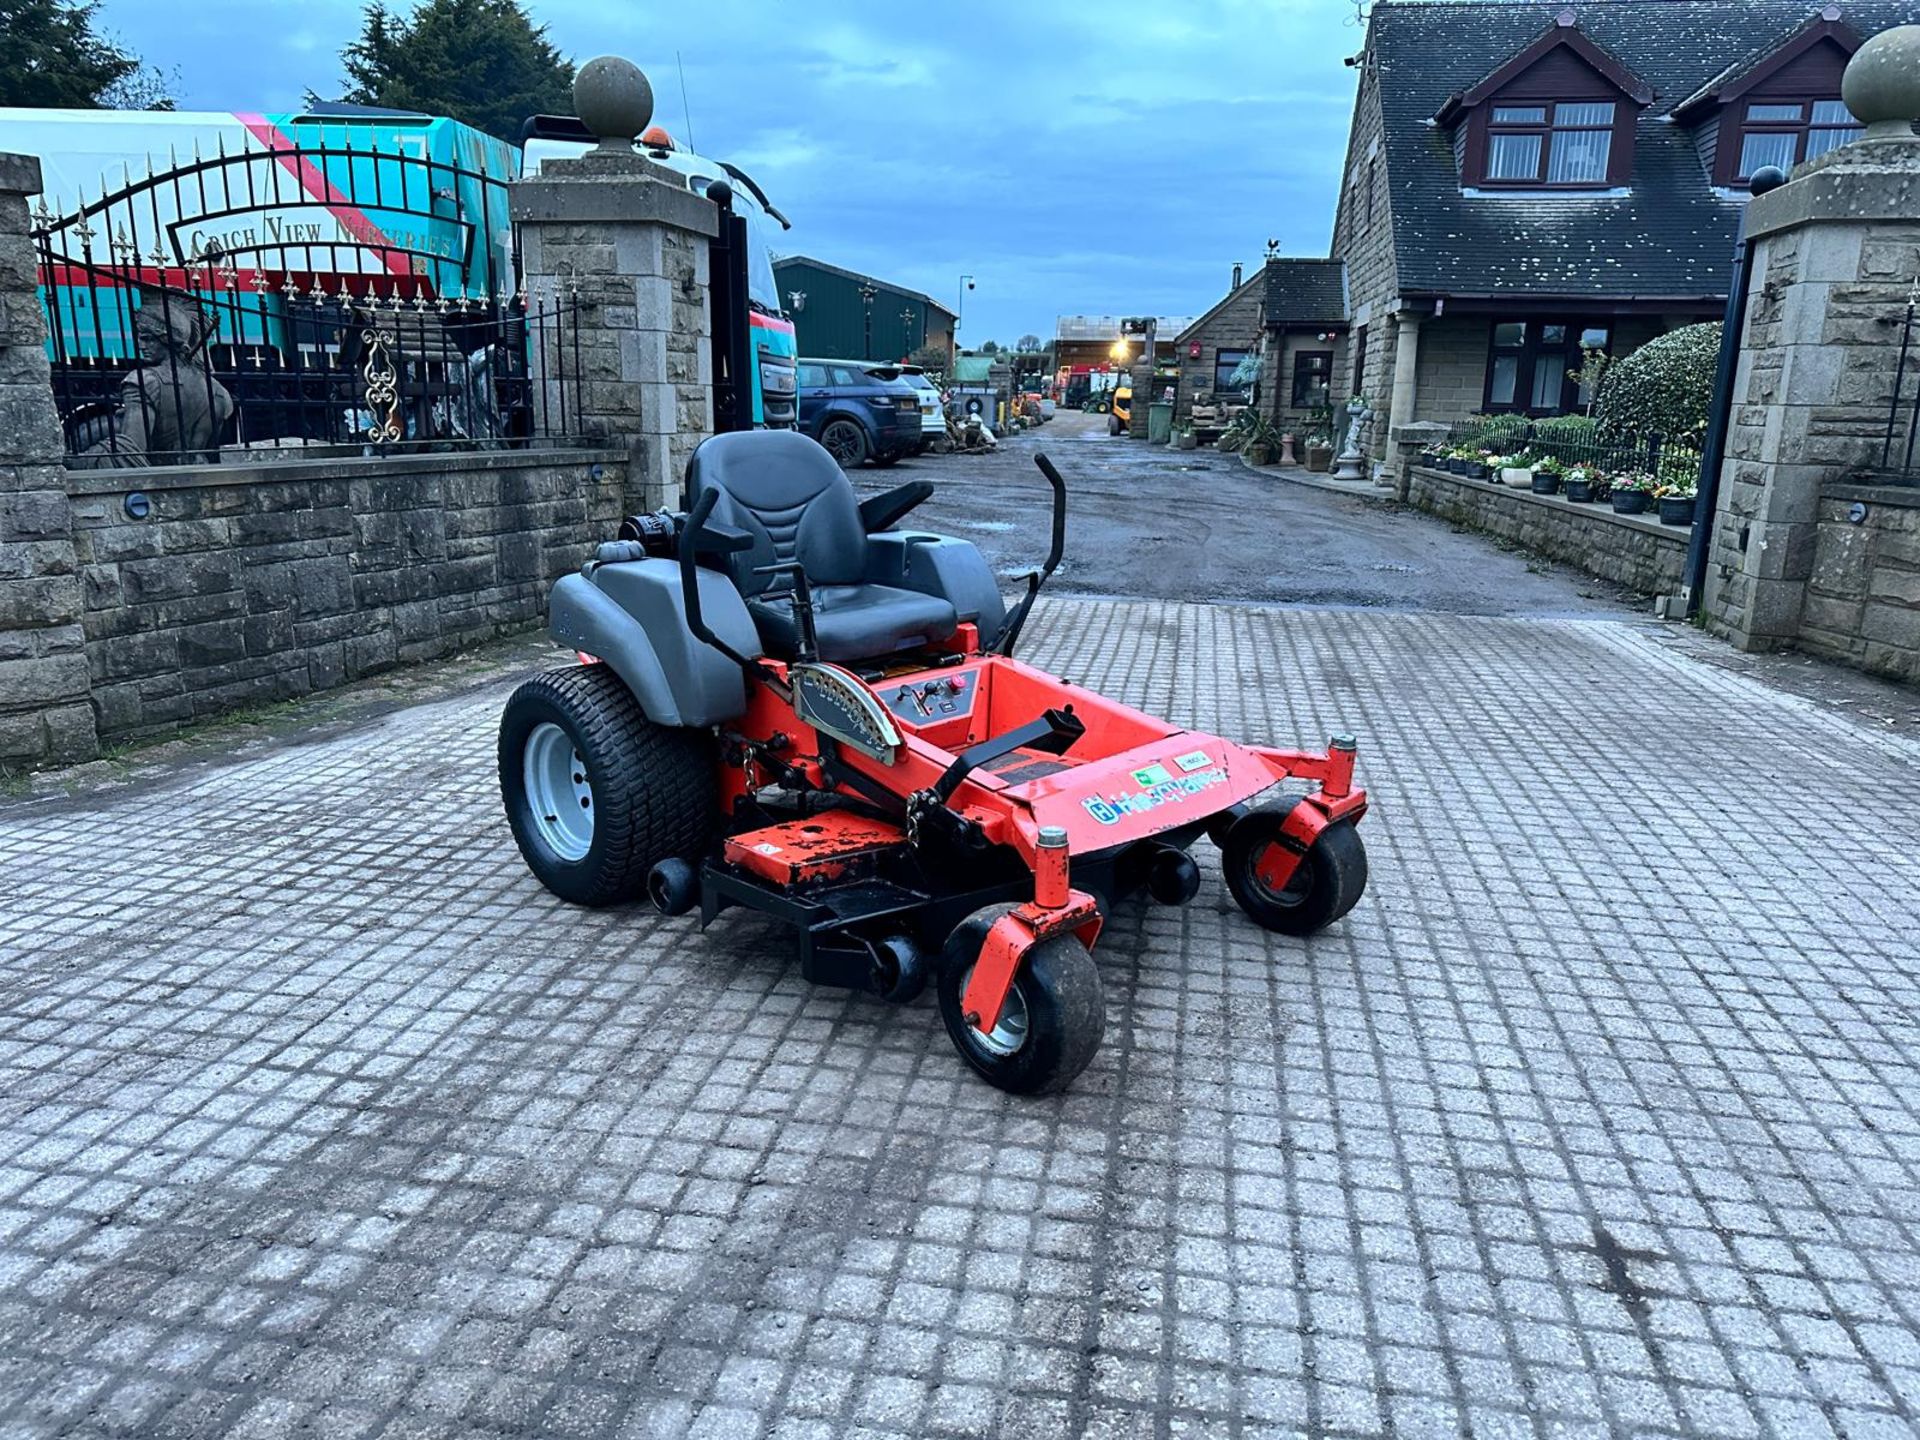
[686,431,867,596]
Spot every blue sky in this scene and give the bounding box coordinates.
[94,0,1367,344]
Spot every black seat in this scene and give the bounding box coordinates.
[687,431,958,663]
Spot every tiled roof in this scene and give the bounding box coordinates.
[1370,0,1914,301]
[1263,258,1350,326]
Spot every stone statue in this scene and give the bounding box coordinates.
[69,292,235,467]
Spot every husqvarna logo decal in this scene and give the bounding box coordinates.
[1082,766,1228,824]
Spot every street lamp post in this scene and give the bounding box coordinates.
[900,305,918,356]
[955,274,975,366]
[859,281,878,361]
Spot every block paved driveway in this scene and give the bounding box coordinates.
[3,600,1919,1440]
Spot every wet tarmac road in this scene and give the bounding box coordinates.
[886,409,1634,617]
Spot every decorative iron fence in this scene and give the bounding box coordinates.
[1434,416,1701,487]
[1879,282,1920,485]
[28,131,582,466]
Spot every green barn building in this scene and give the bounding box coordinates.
[772,256,958,364]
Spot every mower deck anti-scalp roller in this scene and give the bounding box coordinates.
[499,431,1371,1094]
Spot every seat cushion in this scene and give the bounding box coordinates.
[749,583,957,663]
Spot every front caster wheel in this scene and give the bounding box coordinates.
[937,906,1104,1095]
[1222,806,1367,936]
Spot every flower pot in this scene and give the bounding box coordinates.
[1465,462,1490,480]
[1563,478,1593,503]
[1307,444,1334,473]
[1657,495,1695,526]
[1530,472,1562,495]
[1178,433,1198,450]
[1501,467,1534,488]
[1446,457,1468,474]
[1611,490,1652,515]
[1248,443,1273,466]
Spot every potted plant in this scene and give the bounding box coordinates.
[1560,463,1594,503]
[1245,416,1278,466]
[1463,448,1493,481]
[1610,469,1658,515]
[1306,432,1335,472]
[1530,455,1567,494]
[1654,475,1697,526]
[1502,450,1540,488]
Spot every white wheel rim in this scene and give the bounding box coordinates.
[524,721,594,861]
[959,964,1029,1057]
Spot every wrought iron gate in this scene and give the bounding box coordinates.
[29,128,581,465]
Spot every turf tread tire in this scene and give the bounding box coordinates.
[500,665,715,908]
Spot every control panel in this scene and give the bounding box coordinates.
[882,668,978,725]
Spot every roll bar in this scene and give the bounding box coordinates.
[988,453,1069,656]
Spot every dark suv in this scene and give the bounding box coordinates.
[796,358,921,468]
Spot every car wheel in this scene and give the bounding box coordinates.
[499,665,716,907]
[820,418,869,468]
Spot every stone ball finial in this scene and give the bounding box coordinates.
[1842,25,1920,140]
[573,56,653,153]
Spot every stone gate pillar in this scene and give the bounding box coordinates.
[1702,28,1920,650]
[510,58,718,513]
[0,152,98,769]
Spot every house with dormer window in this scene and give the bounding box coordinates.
[1308,0,1912,457]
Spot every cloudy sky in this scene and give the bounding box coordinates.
[94,0,1367,344]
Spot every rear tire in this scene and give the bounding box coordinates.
[499,665,715,907]
[820,418,869,468]
[1108,414,1122,435]
[1221,806,1367,936]
[937,905,1105,1095]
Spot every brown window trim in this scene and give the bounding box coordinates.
[1481,319,1613,417]
[1713,96,1862,186]
[1468,98,1629,189]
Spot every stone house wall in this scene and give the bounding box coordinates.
[1173,277,1264,423]
[1263,331,1350,441]
[67,450,625,742]
[1328,52,1400,457]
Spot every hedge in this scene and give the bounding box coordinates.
[1595,322,1721,444]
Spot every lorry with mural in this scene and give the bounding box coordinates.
[7,103,797,460]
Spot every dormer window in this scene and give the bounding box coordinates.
[1434,14,1650,193]
[1486,102,1618,185]
[1672,9,1865,188]
[1733,98,1863,179]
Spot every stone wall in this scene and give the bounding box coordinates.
[1702,117,1920,670]
[1409,465,1689,596]
[1797,482,1920,682]
[0,153,96,770]
[65,450,624,742]
[512,151,716,513]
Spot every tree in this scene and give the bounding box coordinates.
[907,344,949,376]
[336,0,573,142]
[0,0,172,108]
[979,339,1001,355]
[1016,333,1042,353]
